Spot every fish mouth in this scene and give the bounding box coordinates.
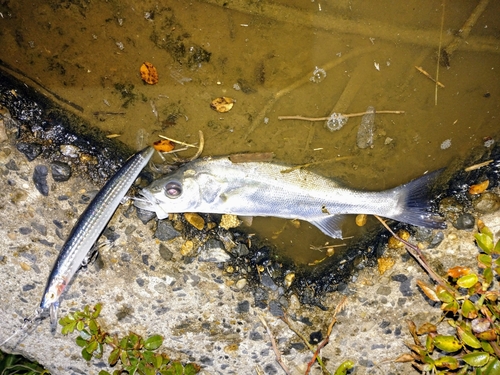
[133,190,160,212]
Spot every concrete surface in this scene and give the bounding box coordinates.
[0,133,499,375]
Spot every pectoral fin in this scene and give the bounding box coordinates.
[309,215,347,239]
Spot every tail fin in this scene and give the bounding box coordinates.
[392,169,446,229]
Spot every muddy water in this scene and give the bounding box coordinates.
[1,0,499,264]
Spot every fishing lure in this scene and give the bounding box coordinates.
[1,146,154,345]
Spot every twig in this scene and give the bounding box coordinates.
[158,134,198,148]
[414,66,445,88]
[373,215,454,294]
[280,156,354,173]
[306,297,349,374]
[440,0,490,66]
[278,110,405,122]
[258,315,292,375]
[464,159,493,172]
[435,0,445,106]
[186,130,204,162]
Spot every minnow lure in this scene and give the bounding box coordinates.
[1,146,154,345]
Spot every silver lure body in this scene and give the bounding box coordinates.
[40,146,154,321]
[135,156,445,239]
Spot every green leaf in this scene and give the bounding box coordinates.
[433,335,462,352]
[484,267,494,286]
[434,355,459,369]
[461,299,478,319]
[88,318,98,332]
[98,371,111,375]
[81,347,92,361]
[75,336,88,348]
[108,348,121,366]
[61,320,77,335]
[483,358,500,375]
[457,273,478,288]
[482,341,495,354]
[59,314,75,326]
[171,361,183,375]
[86,340,99,354]
[333,360,355,375]
[144,335,163,350]
[462,352,490,367]
[494,239,500,254]
[436,286,455,303]
[457,326,481,349]
[183,363,201,375]
[93,303,102,318]
[76,320,85,331]
[478,254,493,268]
[476,233,494,254]
[143,350,155,366]
[119,336,129,350]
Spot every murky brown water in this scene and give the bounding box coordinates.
[1,0,499,264]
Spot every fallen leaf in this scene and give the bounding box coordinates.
[140,62,159,85]
[469,180,489,195]
[153,139,175,152]
[210,97,235,113]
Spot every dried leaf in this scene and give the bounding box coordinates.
[416,322,437,335]
[153,139,175,152]
[140,62,159,85]
[447,266,472,278]
[416,280,440,302]
[210,97,235,113]
[469,180,489,195]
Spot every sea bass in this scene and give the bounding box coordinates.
[135,156,445,238]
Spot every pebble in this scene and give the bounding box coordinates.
[219,214,241,230]
[155,220,181,241]
[5,159,19,171]
[158,243,173,262]
[17,142,42,161]
[474,192,500,213]
[184,212,205,230]
[50,161,72,182]
[268,300,284,317]
[180,240,194,256]
[235,278,247,290]
[428,231,445,248]
[198,239,231,263]
[453,213,475,230]
[236,300,250,313]
[33,165,49,196]
[60,144,80,158]
[260,274,278,291]
[136,207,157,224]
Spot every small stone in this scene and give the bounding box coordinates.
[219,214,242,230]
[33,165,49,196]
[236,300,250,313]
[269,300,284,317]
[453,213,475,230]
[376,285,392,296]
[284,273,295,288]
[235,279,247,289]
[50,161,72,182]
[428,231,445,248]
[260,274,278,291]
[22,283,36,291]
[5,159,19,171]
[136,207,157,224]
[31,222,47,235]
[184,212,205,230]
[377,257,395,275]
[180,240,194,256]
[155,220,181,241]
[474,192,500,213]
[198,239,231,262]
[60,144,80,158]
[17,142,42,161]
[158,243,173,261]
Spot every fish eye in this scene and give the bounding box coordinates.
[164,181,182,198]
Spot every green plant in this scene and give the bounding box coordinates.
[0,350,49,375]
[59,304,200,375]
[400,220,500,374]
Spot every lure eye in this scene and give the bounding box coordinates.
[164,181,182,198]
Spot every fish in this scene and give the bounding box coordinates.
[1,146,154,345]
[40,146,154,324]
[134,156,445,238]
